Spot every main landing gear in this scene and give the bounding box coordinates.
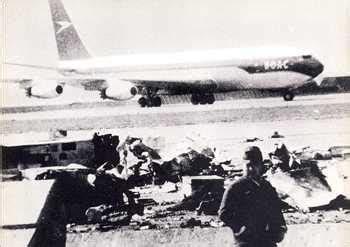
[190,93,215,105]
[137,87,162,107]
[138,96,162,107]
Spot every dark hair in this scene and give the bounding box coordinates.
[243,146,263,164]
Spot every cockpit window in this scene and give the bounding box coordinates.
[302,55,312,59]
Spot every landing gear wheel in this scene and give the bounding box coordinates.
[283,91,295,101]
[207,94,215,104]
[142,96,162,107]
[139,87,161,107]
[199,95,207,105]
[152,96,162,107]
[138,97,147,107]
[191,94,200,105]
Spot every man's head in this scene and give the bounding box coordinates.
[243,146,264,178]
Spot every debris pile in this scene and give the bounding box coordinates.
[266,142,349,211]
[6,131,350,232]
[168,176,224,215]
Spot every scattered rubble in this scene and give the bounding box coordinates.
[168,176,224,215]
[271,131,285,139]
[244,137,263,143]
[3,132,350,235]
[328,146,350,158]
[49,128,68,139]
[180,217,201,228]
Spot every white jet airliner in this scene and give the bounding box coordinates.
[5,0,324,107]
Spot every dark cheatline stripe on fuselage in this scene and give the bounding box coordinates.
[239,56,323,78]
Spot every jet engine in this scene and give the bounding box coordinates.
[101,80,138,100]
[26,80,64,99]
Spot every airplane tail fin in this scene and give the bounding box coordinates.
[48,0,91,60]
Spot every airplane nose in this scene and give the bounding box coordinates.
[309,58,324,78]
[313,59,324,76]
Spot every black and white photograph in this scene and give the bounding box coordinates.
[1,0,349,246]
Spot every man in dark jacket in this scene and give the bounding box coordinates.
[218,146,287,247]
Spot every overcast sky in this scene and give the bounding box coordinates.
[1,0,349,105]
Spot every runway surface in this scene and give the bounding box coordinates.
[1,93,349,134]
[2,93,350,121]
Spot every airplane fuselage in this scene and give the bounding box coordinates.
[58,47,324,94]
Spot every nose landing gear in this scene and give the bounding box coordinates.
[282,90,295,101]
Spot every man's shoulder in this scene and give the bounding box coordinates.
[260,177,275,188]
[260,178,279,194]
[228,176,274,189]
[227,177,251,190]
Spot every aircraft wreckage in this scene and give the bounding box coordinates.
[1,131,350,246]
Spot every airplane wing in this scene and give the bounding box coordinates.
[3,58,224,90]
[1,77,104,90]
[4,62,58,71]
[2,79,31,85]
[1,75,221,103]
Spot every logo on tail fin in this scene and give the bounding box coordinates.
[55,21,72,34]
[48,0,91,60]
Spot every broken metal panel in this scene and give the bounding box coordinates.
[1,140,94,170]
[1,180,55,227]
